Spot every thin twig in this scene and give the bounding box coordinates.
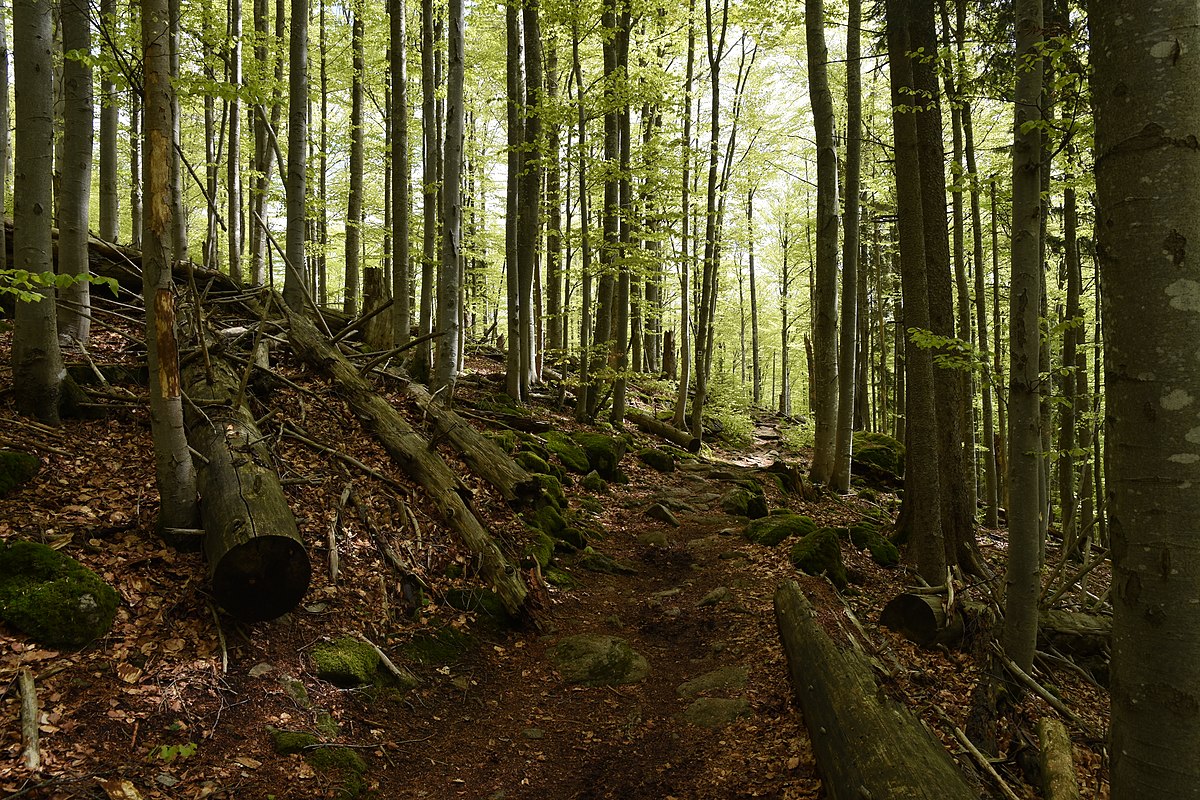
[934,705,1022,800]
[282,424,407,492]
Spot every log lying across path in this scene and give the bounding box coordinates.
[774,580,979,800]
[182,339,310,622]
[626,409,702,453]
[288,310,528,615]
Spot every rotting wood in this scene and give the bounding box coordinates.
[626,408,701,453]
[1037,717,1081,800]
[181,312,310,622]
[18,667,39,772]
[287,308,528,616]
[880,592,965,648]
[773,580,979,800]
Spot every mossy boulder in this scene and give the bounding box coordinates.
[554,526,589,552]
[743,513,818,546]
[307,746,369,799]
[852,430,905,478]
[676,666,748,699]
[581,471,609,494]
[636,448,676,473]
[270,728,319,755]
[485,430,519,453]
[543,431,591,473]
[720,486,768,519]
[515,451,553,475]
[0,540,118,647]
[444,587,516,626]
[544,566,580,589]
[524,532,556,569]
[789,528,847,590]
[531,473,566,510]
[401,626,474,665]
[549,634,649,686]
[847,521,900,567]
[578,550,638,575]
[682,697,752,728]
[0,450,39,495]
[571,432,628,479]
[311,637,380,687]
[526,504,567,537]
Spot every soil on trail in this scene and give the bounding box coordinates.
[0,324,1111,800]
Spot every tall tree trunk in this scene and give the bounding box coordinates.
[571,17,595,420]
[97,0,118,242]
[504,0,523,399]
[748,186,761,407]
[57,0,92,343]
[806,0,840,485]
[831,0,861,493]
[545,39,563,366]
[1093,2,1200,795]
[610,6,632,426]
[11,0,65,424]
[887,0,945,583]
[227,0,243,284]
[1002,0,1043,673]
[1057,171,1080,548]
[391,0,410,345]
[418,0,438,375]
[344,0,365,316]
[671,0,695,430]
[142,0,199,532]
[433,0,464,391]
[283,0,309,309]
[516,0,544,399]
[167,0,187,264]
[130,84,142,248]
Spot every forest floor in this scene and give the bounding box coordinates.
[0,308,1111,799]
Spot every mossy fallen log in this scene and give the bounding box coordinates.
[773,580,979,800]
[287,309,527,616]
[626,409,701,453]
[182,347,310,622]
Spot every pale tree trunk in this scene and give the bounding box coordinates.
[142,0,199,532]
[130,85,142,248]
[610,5,632,426]
[418,0,438,376]
[886,0,945,583]
[248,0,280,285]
[283,0,309,310]
[344,0,364,316]
[0,0,7,271]
[571,17,594,421]
[57,0,92,344]
[203,0,218,272]
[317,1,328,304]
[670,0,695,430]
[1002,0,1043,673]
[168,0,187,264]
[748,186,761,407]
[831,0,861,493]
[517,0,545,399]
[432,0,464,391]
[1057,173,1080,548]
[504,0,522,400]
[391,0,410,345]
[98,0,118,242]
[778,218,792,416]
[227,0,243,283]
[1094,4,1200,796]
[545,39,562,365]
[11,0,65,425]
[806,0,840,485]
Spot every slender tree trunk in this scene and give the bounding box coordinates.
[283,0,309,309]
[418,0,438,374]
[806,0,840,485]
[130,85,142,248]
[504,0,523,399]
[748,186,761,407]
[671,0,695,430]
[57,0,92,343]
[545,39,562,366]
[391,0,410,345]
[167,0,187,264]
[142,0,199,532]
[1057,174,1080,547]
[97,0,117,242]
[517,0,544,399]
[611,7,632,426]
[1093,2,1200,795]
[12,0,65,424]
[227,0,243,284]
[433,0,464,391]
[831,0,861,492]
[344,0,365,316]
[1002,0,1044,673]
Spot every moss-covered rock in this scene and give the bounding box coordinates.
[524,532,556,569]
[554,526,589,552]
[549,634,649,686]
[0,540,118,647]
[852,430,906,477]
[543,431,591,473]
[578,496,604,515]
[485,430,519,454]
[307,746,369,799]
[571,432,628,479]
[636,448,676,473]
[311,637,380,687]
[743,513,818,546]
[270,728,319,755]
[544,566,579,589]
[531,473,566,510]
[581,471,609,494]
[789,529,847,590]
[401,626,474,665]
[515,451,553,475]
[578,550,638,575]
[526,504,567,537]
[0,451,39,495]
[444,588,516,625]
[720,486,768,519]
[682,697,751,728]
[865,535,900,567]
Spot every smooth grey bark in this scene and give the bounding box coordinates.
[432,0,464,391]
[0,0,7,272]
[344,0,364,316]
[97,0,117,242]
[11,0,64,424]
[130,86,142,248]
[806,0,840,486]
[167,0,187,263]
[516,0,545,399]
[1002,0,1044,673]
[227,0,243,284]
[504,0,522,400]
[831,0,861,493]
[610,5,632,426]
[1057,174,1080,546]
[57,0,92,343]
[778,217,793,416]
[571,17,594,421]
[419,0,438,375]
[545,40,563,363]
[142,0,199,532]
[249,0,281,286]
[282,0,308,309]
[391,0,410,345]
[1093,3,1200,797]
[748,187,761,406]
[887,0,945,583]
[670,0,695,430]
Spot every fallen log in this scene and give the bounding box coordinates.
[182,343,311,622]
[880,592,964,648]
[1038,609,1110,657]
[396,378,541,507]
[626,409,701,453]
[773,580,979,800]
[287,309,528,615]
[1037,717,1081,800]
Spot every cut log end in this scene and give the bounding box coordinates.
[880,592,964,648]
[211,535,312,622]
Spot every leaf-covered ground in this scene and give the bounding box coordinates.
[0,311,1110,799]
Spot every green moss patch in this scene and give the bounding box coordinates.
[743,513,817,546]
[581,471,609,494]
[852,430,905,477]
[636,448,676,473]
[0,451,39,495]
[847,521,900,567]
[515,451,552,475]
[789,529,847,590]
[543,431,591,473]
[485,430,519,453]
[544,566,579,589]
[720,486,768,519]
[571,432,628,479]
[401,626,474,665]
[311,637,380,688]
[531,474,566,510]
[549,634,649,686]
[307,746,368,799]
[270,728,319,755]
[0,540,118,648]
[524,532,556,569]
